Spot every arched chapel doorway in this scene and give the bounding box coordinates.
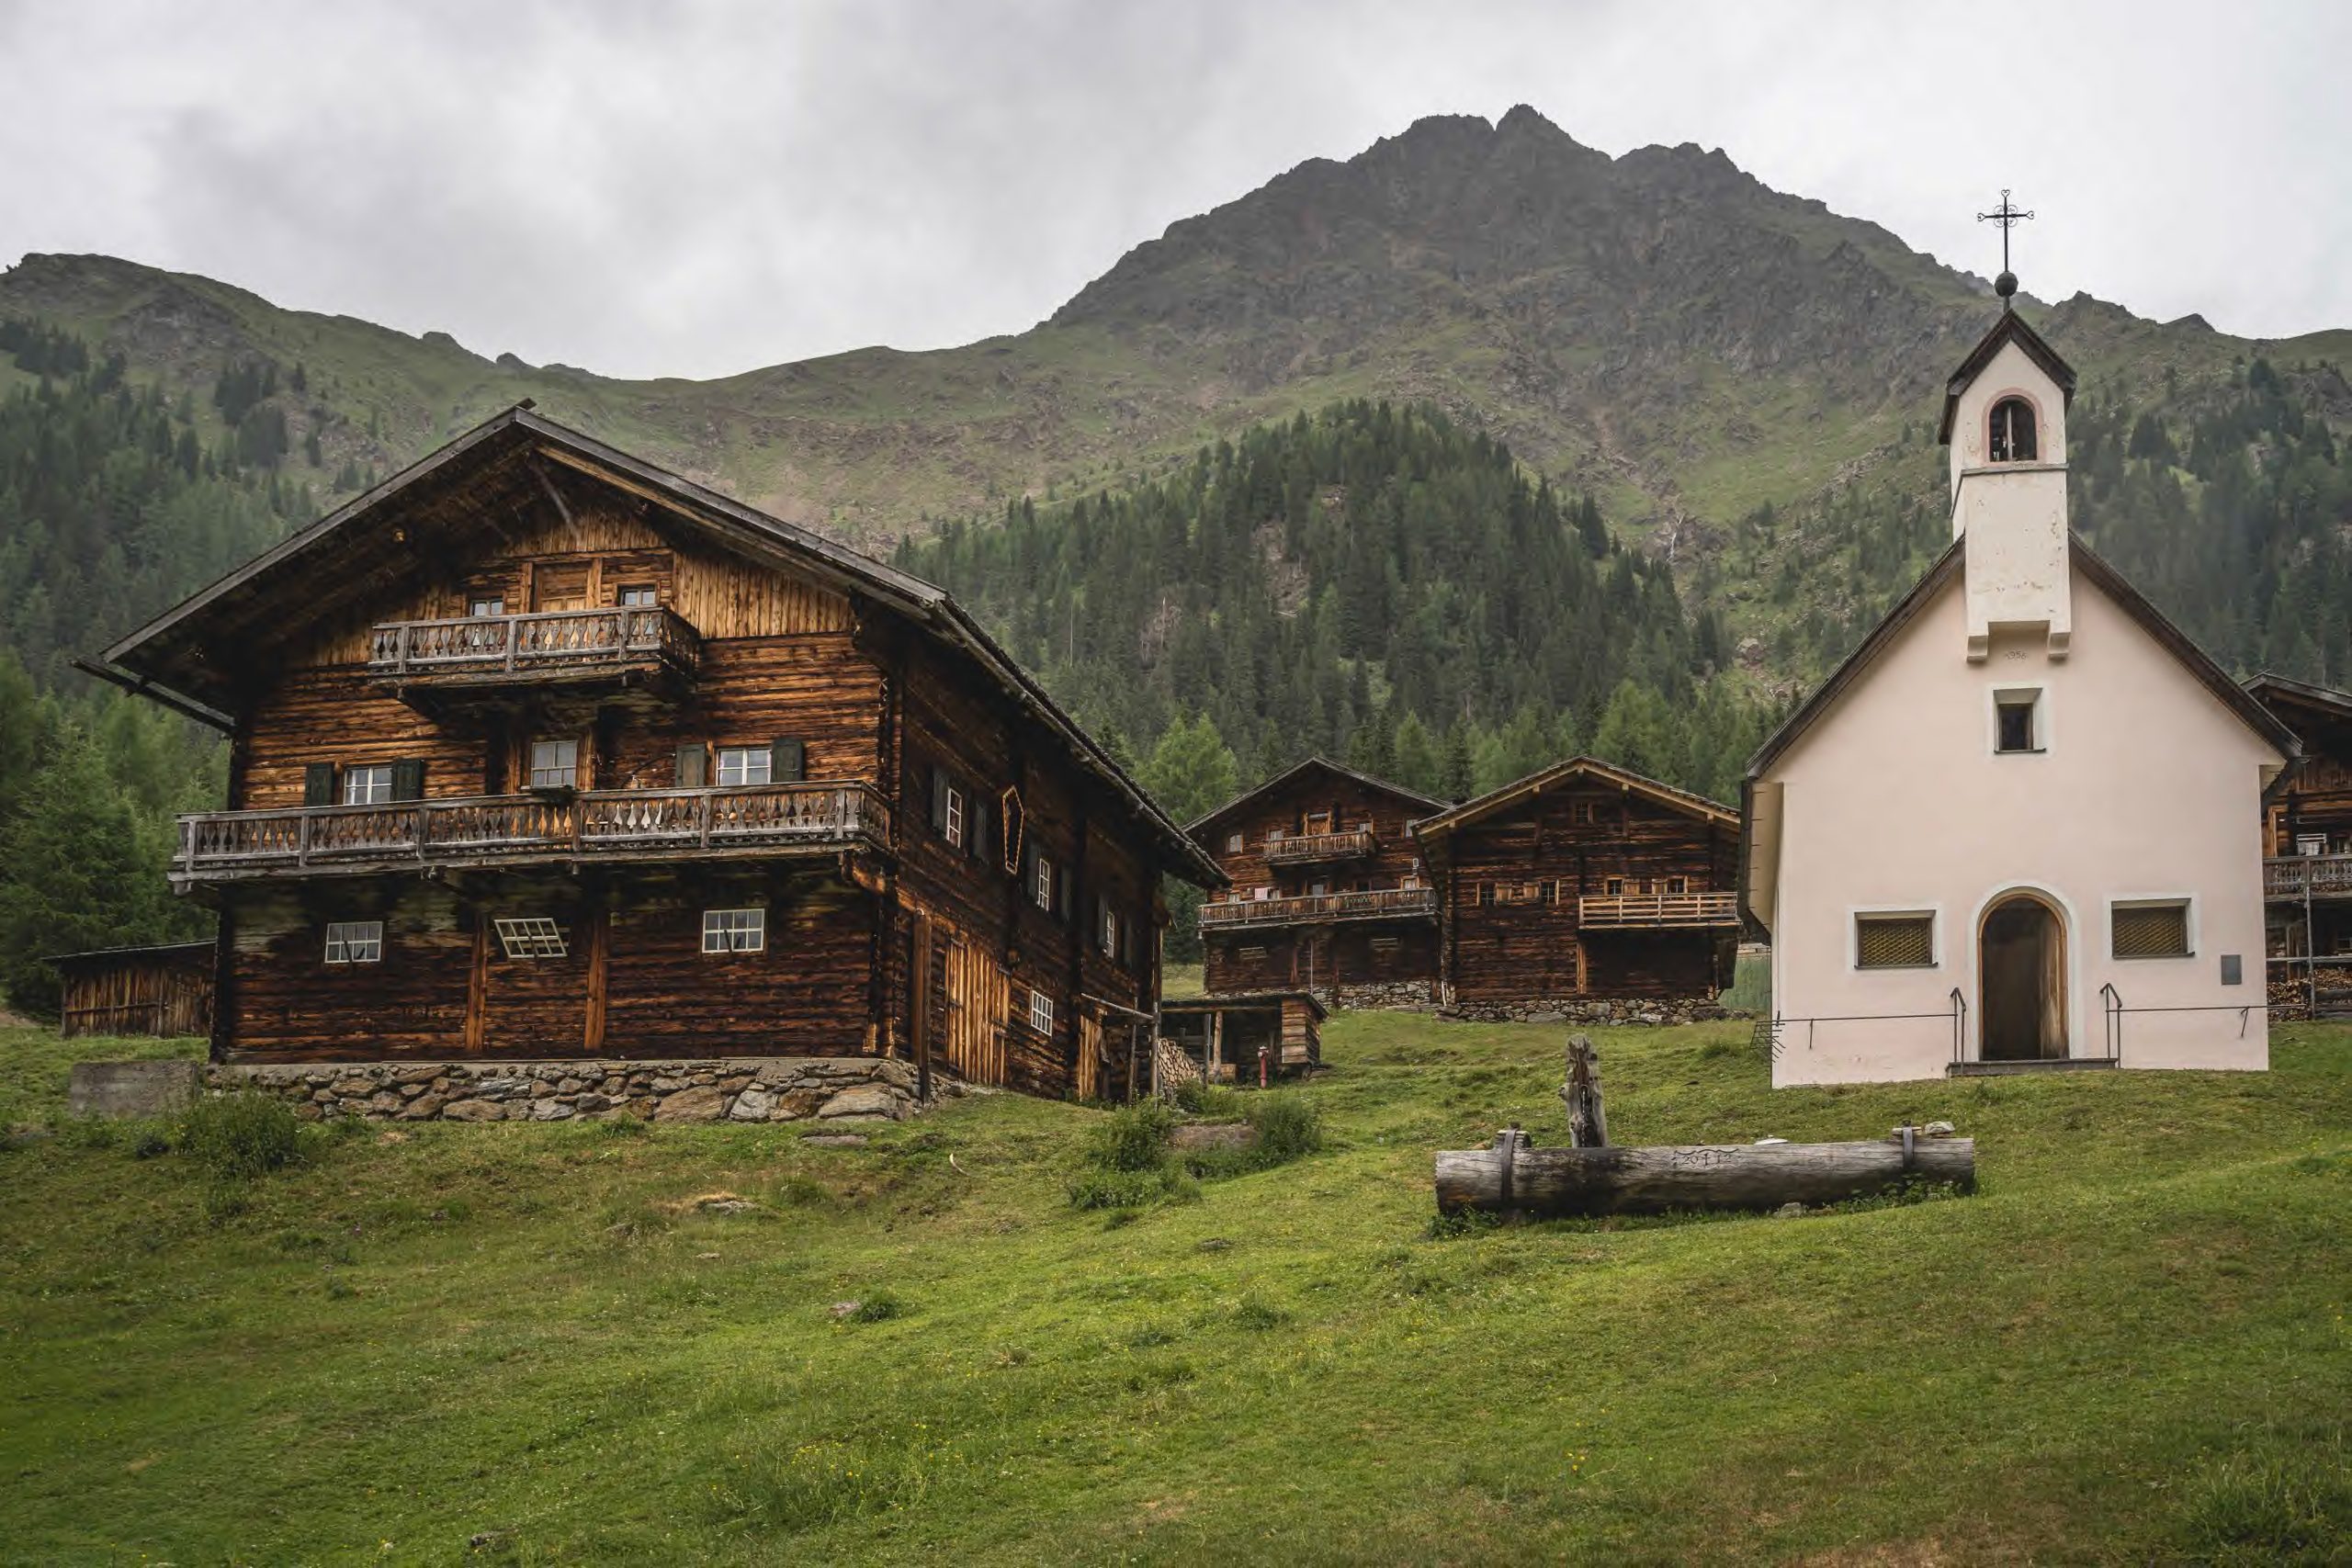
[1979,893,2067,1061]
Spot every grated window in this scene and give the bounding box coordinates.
[702,908,766,954]
[494,917,568,959]
[324,920,383,964]
[1856,913,1935,969]
[2112,901,2190,960]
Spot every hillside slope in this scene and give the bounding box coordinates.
[2,1015,2346,1562]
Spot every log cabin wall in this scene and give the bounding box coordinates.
[2262,689,2352,853]
[1194,762,1441,1001]
[1434,781,1736,1004]
[889,633,1161,1100]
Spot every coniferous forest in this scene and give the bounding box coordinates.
[0,320,2347,1004]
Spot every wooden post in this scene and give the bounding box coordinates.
[582,897,609,1055]
[1562,1032,1607,1148]
[911,909,933,1104]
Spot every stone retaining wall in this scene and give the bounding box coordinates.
[1442,996,1731,1027]
[1330,979,1435,1011]
[216,1055,933,1123]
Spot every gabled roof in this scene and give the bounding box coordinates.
[1410,754,1736,842]
[1187,754,1450,836]
[1938,310,2078,444]
[87,404,1221,886]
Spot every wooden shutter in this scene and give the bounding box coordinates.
[675,744,708,787]
[303,763,335,807]
[967,793,991,863]
[1021,838,1039,901]
[390,759,425,802]
[770,738,806,783]
[1054,864,1071,923]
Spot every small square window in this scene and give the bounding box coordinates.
[1856,912,1936,969]
[529,739,578,790]
[2112,900,2190,960]
[716,746,772,787]
[617,585,656,607]
[1995,691,2041,754]
[1667,876,1689,895]
[1029,988,1054,1034]
[1226,832,1244,855]
[343,765,393,806]
[494,917,568,959]
[468,595,504,618]
[1605,876,1625,897]
[324,920,383,964]
[702,908,766,953]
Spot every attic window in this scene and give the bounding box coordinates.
[494,917,568,960]
[1994,689,2043,755]
[1989,397,2038,463]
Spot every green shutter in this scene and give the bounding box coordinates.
[770,738,805,783]
[390,759,425,802]
[303,763,336,807]
[675,744,708,787]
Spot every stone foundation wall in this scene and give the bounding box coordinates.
[1442,996,1731,1027]
[215,1055,933,1124]
[1330,979,1435,1011]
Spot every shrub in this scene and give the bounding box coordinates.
[176,1093,304,1181]
[1068,1164,1197,1211]
[1244,1093,1324,1164]
[1089,1100,1177,1173]
[847,1290,902,1323]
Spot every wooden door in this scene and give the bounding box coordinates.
[531,561,590,612]
[1077,1010,1103,1100]
[941,931,1010,1086]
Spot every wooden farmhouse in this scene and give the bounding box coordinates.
[2249,672,2352,1016]
[1191,757,1447,1007]
[1410,757,1742,1022]
[84,406,1220,1103]
[51,941,215,1040]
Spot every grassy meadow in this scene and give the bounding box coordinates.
[2,1013,2346,1564]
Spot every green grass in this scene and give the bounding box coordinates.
[2,1015,2346,1563]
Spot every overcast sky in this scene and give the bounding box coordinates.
[3,1,2345,381]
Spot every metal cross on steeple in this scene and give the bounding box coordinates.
[1976,188,2033,307]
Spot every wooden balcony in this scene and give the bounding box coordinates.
[1200,886,1437,931]
[173,782,888,888]
[1262,829,1378,866]
[1577,892,1740,929]
[2267,854,2352,900]
[367,606,699,697]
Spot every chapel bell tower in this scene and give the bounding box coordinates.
[1939,196,2078,662]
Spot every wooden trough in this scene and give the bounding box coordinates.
[1431,1033,1974,1218]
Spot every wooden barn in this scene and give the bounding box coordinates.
[1410,757,1741,1021]
[51,942,215,1039]
[1159,991,1325,1085]
[2249,672,2352,1016]
[1191,757,1447,1007]
[82,406,1220,1100]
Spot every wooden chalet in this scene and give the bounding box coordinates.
[2249,672,2352,1016]
[83,406,1220,1100]
[1158,991,1325,1086]
[51,941,215,1040]
[1190,757,1447,1006]
[1411,757,1741,1019]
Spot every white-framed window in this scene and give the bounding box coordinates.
[1226,832,1244,854]
[1991,686,2046,755]
[716,746,772,787]
[323,920,383,964]
[1854,909,1938,970]
[343,765,393,806]
[1253,886,1272,901]
[1028,988,1054,1034]
[944,783,966,849]
[467,595,504,617]
[616,584,657,607]
[2296,834,2327,857]
[2110,897,2193,960]
[1100,904,1121,957]
[702,908,766,953]
[1033,853,1055,911]
[528,739,579,790]
[494,917,568,959]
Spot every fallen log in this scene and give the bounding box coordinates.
[1434,1127,1974,1217]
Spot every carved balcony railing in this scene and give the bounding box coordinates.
[1262,829,1378,866]
[1577,892,1741,929]
[1200,886,1438,931]
[2266,853,2352,900]
[173,782,888,886]
[367,606,700,693]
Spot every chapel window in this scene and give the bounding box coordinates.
[1989,397,2038,463]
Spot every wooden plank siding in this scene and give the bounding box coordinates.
[1193,760,1442,999]
[55,945,214,1039]
[1420,769,1740,1007]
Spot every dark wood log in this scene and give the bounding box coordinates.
[1434,1128,1974,1216]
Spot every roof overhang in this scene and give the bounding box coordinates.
[1938,310,2078,445]
[1411,754,1737,845]
[1186,754,1450,838]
